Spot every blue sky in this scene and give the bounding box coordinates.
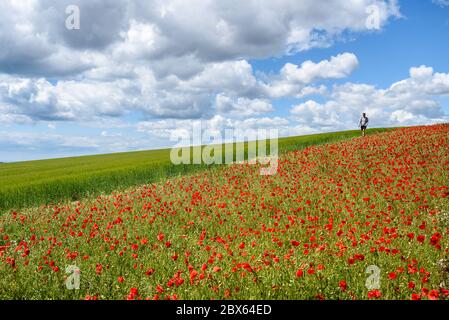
[251,0,449,115]
[1,0,449,162]
[253,1,449,86]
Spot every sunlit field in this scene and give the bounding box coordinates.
[0,128,390,211]
[0,124,448,300]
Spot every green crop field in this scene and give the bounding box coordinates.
[0,128,392,212]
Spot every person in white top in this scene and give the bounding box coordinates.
[359,113,369,137]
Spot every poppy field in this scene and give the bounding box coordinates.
[0,124,448,300]
[0,128,390,211]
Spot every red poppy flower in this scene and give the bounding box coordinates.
[440,288,449,297]
[96,264,103,275]
[190,270,198,284]
[145,268,155,276]
[291,240,300,247]
[388,272,397,280]
[411,294,421,300]
[367,290,381,299]
[428,290,439,300]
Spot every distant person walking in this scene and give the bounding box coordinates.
[359,113,369,137]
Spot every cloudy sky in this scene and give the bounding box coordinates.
[1,0,449,162]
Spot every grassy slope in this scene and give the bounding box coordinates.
[0,128,393,211]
